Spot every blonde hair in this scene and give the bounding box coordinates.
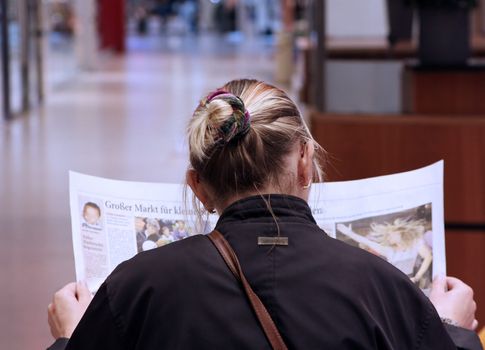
[187,79,325,211]
[368,218,426,249]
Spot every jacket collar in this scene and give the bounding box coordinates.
[215,194,316,226]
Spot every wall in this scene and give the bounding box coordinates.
[326,0,388,38]
[325,60,402,114]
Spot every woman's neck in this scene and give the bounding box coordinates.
[215,187,309,214]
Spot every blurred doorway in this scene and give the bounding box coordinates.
[1,0,10,119]
[1,0,43,120]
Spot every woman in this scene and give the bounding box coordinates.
[47,79,480,349]
[139,218,161,251]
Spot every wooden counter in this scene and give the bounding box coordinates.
[311,113,485,223]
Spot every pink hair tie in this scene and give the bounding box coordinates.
[206,90,230,102]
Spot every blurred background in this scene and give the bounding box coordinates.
[1,0,485,348]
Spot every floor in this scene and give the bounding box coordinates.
[0,33,282,349]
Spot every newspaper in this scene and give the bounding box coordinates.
[70,161,445,294]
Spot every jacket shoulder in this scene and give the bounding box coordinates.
[107,234,211,287]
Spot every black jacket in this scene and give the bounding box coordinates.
[49,195,482,349]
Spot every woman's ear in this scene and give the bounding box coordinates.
[298,141,315,188]
[186,169,213,210]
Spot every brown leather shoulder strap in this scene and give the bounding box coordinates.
[207,230,288,350]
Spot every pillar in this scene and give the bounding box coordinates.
[98,0,125,53]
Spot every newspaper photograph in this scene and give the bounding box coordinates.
[70,161,445,295]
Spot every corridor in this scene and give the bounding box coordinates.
[0,34,279,349]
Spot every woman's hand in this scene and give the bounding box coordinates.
[429,276,478,330]
[47,282,92,339]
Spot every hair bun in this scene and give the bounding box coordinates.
[204,90,251,144]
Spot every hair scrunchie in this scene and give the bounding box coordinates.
[203,90,251,144]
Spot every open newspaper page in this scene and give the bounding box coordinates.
[70,161,444,295]
[69,173,216,293]
[308,161,445,295]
